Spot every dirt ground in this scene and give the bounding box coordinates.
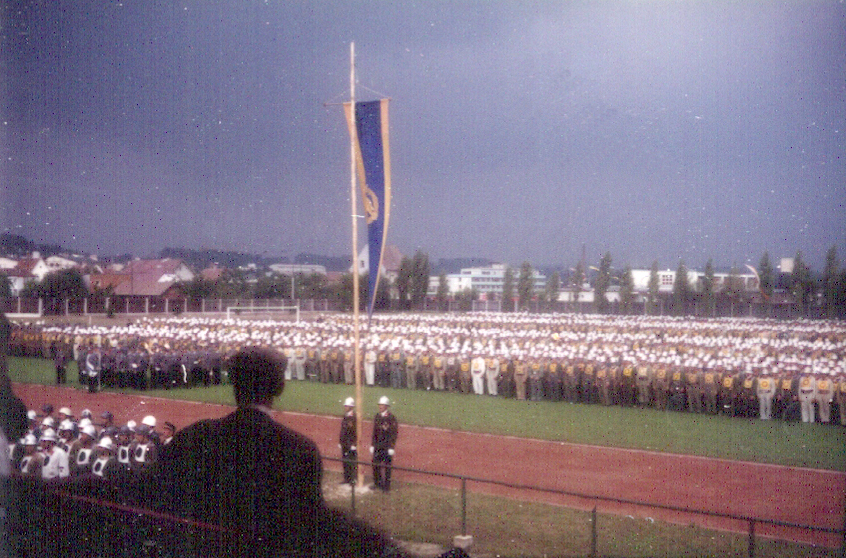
[13,382,845,549]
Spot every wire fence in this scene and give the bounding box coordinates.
[6,461,844,558]
[324,456,845,558]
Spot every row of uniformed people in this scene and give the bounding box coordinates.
[9,409,172,481]
[10,316,845,424]
[66,342,225,391]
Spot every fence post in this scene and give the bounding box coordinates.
[591,507,597,558]
[747,519,755,558]
[351,477,356,517]
[460,477,467,536]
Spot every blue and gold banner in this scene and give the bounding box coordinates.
[344,99,391,318]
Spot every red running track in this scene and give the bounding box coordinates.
[13,383,845,548]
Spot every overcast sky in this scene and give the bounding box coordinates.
[2,1,844,271]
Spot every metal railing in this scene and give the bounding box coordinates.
[324,456,845,558]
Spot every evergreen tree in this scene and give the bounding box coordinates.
[334,273,367,312]
[672,260,692,316]
[822,246,841,318]
[544,271,561,312]
[374,276,391,311]
[27,269,88,299]
[619,265,634,315]
[758,252,774,298]
[410,250,430,310]
[253,273,288,299]
[791,251,814,316]
[572,261,586,312]
[502,267,515,312]
[517,261,534,311]
[724,263,746,316]
[436,272,449,311]
[701,259,715,317]
[396,257,413,310]
[180,276,216,301]
[647,261,660,315]
[758,252,775,317]
[455,288,478,312]
[213,268,251,299]
[594,252,612,314]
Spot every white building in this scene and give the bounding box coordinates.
[629,268,758,293]
[428,264,546,298]
[268,263,327,276]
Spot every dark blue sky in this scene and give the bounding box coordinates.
[2,1,844,271]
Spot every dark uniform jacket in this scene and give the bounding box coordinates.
[146,406,400,558]
[151,406,323,557]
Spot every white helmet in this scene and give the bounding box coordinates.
[141,415,157,428]
[97,437,115,451]
[378,396,390,406]
[126,420,137,431]
[42,416,56,428]
[81,425,97,439]
[344,397,355,407]
[23,434,38,446]
[78,418,93,429]
[58,407,72,417]
[40,428,58,443]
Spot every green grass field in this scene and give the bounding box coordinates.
[8,356,845,471]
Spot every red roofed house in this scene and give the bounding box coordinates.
[89,258,194,298]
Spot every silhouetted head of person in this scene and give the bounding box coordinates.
[228,347,287,407]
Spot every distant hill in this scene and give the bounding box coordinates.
[159,247,284,270]
[0,233,65,258]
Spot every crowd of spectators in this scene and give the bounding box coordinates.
[8,313,846,424]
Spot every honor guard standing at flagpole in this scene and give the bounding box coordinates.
[339,398,357,485]
[370,396,398,492]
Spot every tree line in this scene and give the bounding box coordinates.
[3,247,845,318]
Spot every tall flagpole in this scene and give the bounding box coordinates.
[350,42,365,487]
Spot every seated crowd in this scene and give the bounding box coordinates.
[8,313,846,424]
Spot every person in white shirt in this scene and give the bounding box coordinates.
[39,428,70,480]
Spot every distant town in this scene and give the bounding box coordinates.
[0,233,842,319]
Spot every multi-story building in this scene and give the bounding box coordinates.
[428,264,546,299]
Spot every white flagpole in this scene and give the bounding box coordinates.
[350,42,365,488]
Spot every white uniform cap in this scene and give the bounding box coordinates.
[40,428,58,443]
[378,396,391,406]
[142,415,157,428]
[344,397,355,407]
[97,437,115,451]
